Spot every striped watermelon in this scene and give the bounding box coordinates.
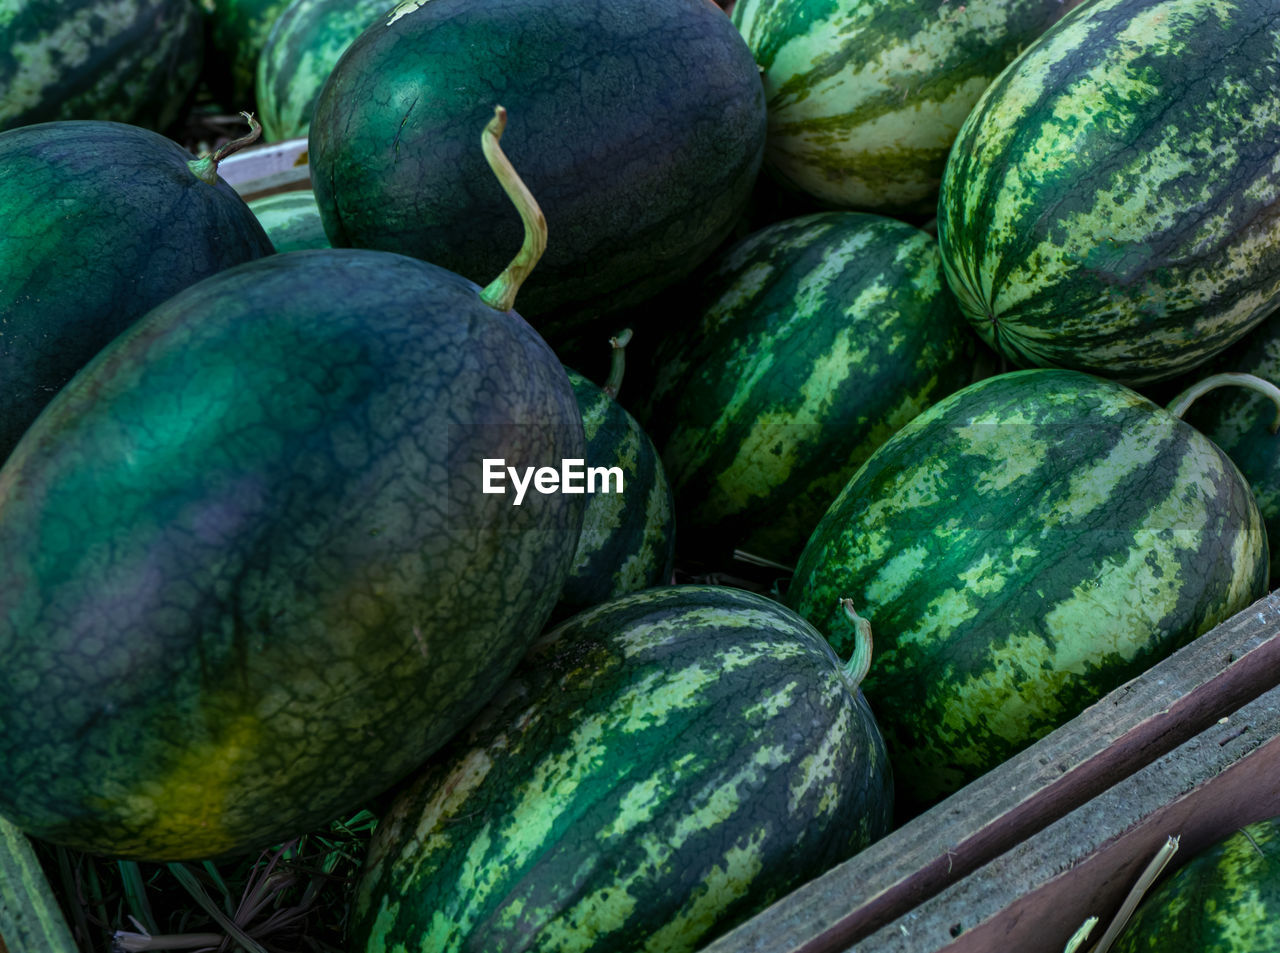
[729,0,1072,216]
[351,585,893,953]
[937,0,1280,385]
[557,367,675,619]
[642,211,978,566]
[247,188,331,252]
[1112,818,1280,951]
[0,0,203,133]
[201,0,294,107]
[788,368,1268,809]
[1175,327,1280,583]
[256,0,390,142]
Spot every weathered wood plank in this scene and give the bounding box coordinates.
[701,590,1280,953]
[847,680,1280,952]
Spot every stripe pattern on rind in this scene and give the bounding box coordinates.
[788,368,1267,808]
[0,0,203,132]
[352,585,893,953]
[1112,818,1280,950]
[731,0,1070,214]
[937,0,1280,384]
[645,211,975,564]
[554,371,675,618]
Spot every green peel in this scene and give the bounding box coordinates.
[1167,371,1280,434]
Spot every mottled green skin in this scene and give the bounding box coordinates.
[201,0,293,107]
[643,212,977,565]
[732,0,1070,215]
[308,0,766,336]
[352,585,893,953]
[0,249,586,860]
[1113,818,1280,951]
[788,368,1268,810]
[248,188,331,252]
[1179,312,1280,584]
[937,0,1280,385]
[554,371,675,619]
[255,0,390,142]
[0,120,274,463]
[0,0,203,132]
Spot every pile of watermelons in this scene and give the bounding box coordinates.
[5,0,1280,950]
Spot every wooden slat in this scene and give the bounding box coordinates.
[847,679,1280,952]
[0,817,78,953]
[701,590,1280,953]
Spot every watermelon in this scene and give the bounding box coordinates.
[307,0,767,337]
[1177,315,1280,584]
[248,188,331,252]
[641,211,978,566]
[0,116,588,861]
[936,0,1280,385]
[200,0,294,107]
[0,119,274,463]
[0,0,203,133]
[557,360,676,619]
[730,0,1072,216]
[351,585,893,953]
[255,0,390,142]
[788,368,1268,810]
[1112,818,1280,951]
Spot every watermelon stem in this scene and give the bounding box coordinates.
[479,106,548,312]
[603,329,634,399]
[187,112,263,185]
[1166,372,1280,434]
[838,598,873,689]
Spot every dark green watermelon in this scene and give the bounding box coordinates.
[642,211,978,566]
[0,120,274,462]
[351,584,893,953]
[936,0,1280,384]
[0,247,586,860]
[1112,818,1280,951]
[307,0,767,338]
[555,367,675,619]
[255,0,391,142]
[0,0,203,133]
[788,368,1268,810]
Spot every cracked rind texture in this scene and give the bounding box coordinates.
[640,211,978,566]
[553,371,676,620]
[788,368,1268,811]
[730,0,1070,216]
[350,584,893,953]
[256,0,391,142]
[936,0,1280,385]
[307,0,767,338]
[0,248,587,861]
[1112,817,1280,951]
[0,0,203,132]
[0,120,275,463]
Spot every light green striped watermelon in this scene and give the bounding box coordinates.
[351,584,893,953]
[642,211,978,566]
[256,0,390,142]
[788,368,1268,810]
[1111,818,1280,951]
[937,0,1280,385]
[201,0,294,107]
[730,0,1072,215]
[247,188,331,252]
[0,0,203,133]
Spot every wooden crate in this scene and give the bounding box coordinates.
[216,136,309,199]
